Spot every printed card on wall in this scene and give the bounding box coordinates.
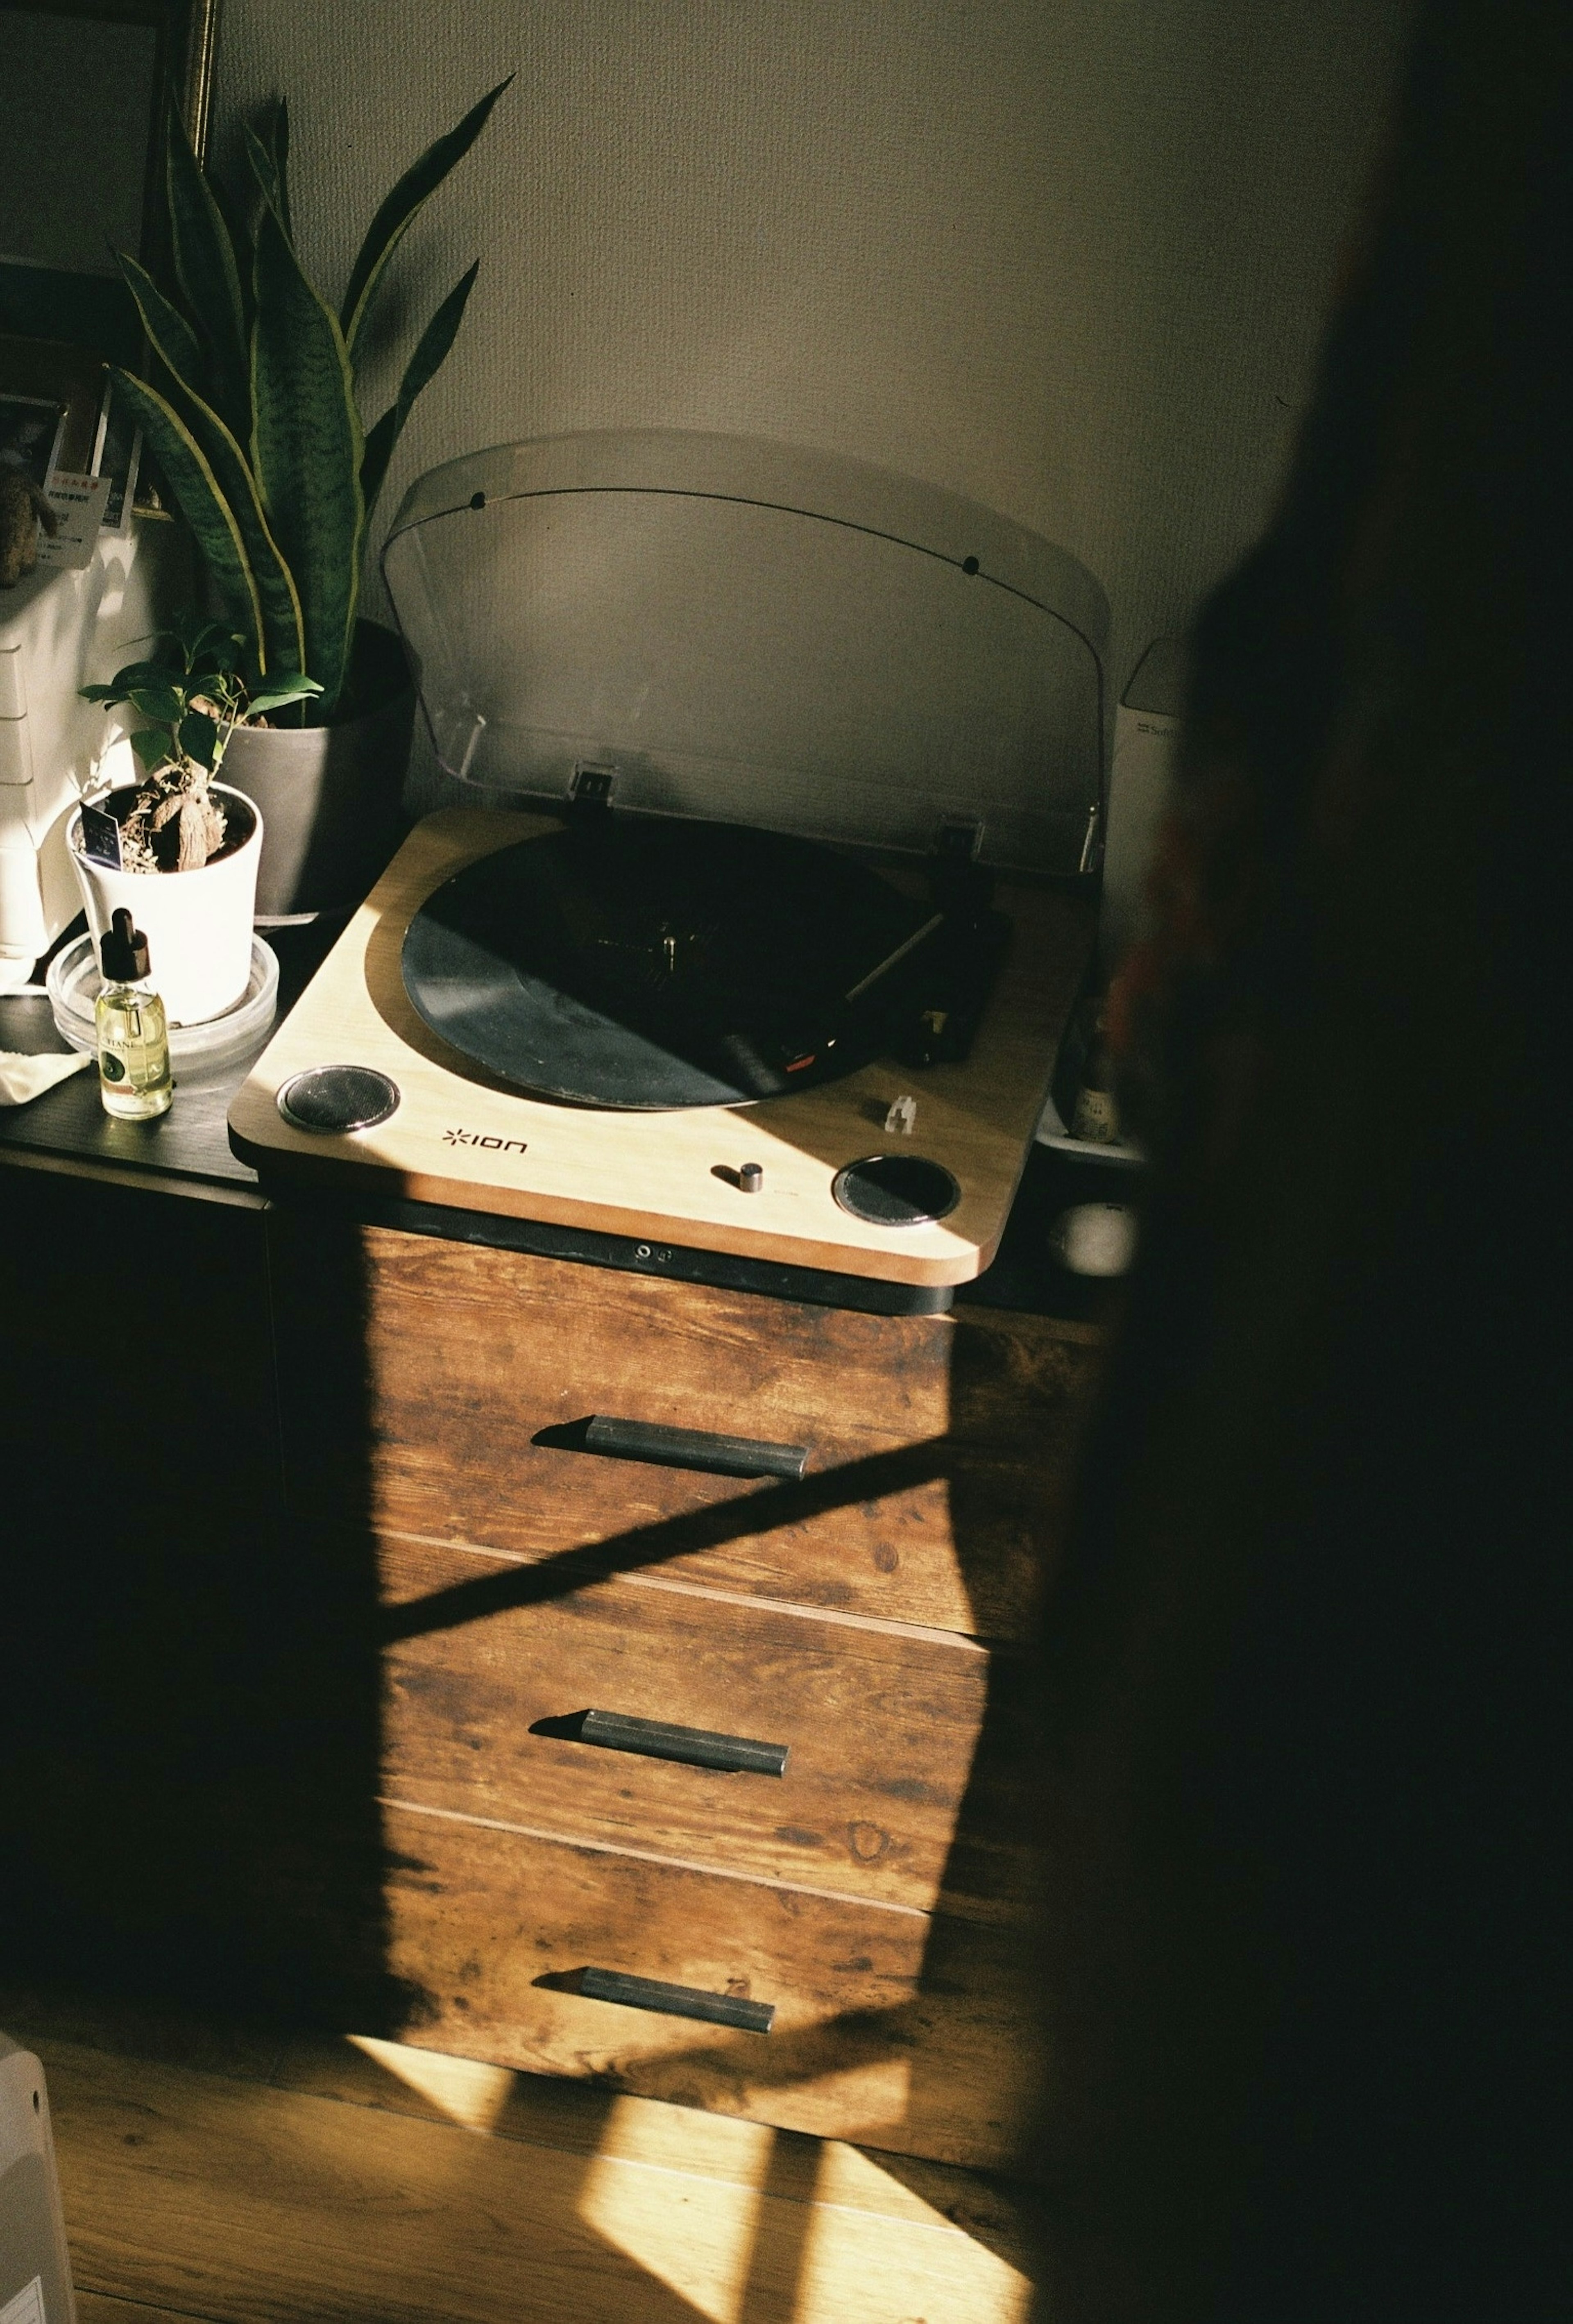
[36,471,111,569]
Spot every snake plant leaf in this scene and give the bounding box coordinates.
[244,119,287,230]
[184,410,308,681]
[105,369,265,656]
[360,261,480,517]
[340,76,511,360]
[269,98,294,243]
[178,710,220,768]
[167,116,249,427]
[113,251,208,405]
[252,198,365,711]
[240,98,296,245]
[208,170,257,338]
[243,103,296,243]
[110,277,306,681]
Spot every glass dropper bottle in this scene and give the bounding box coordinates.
[95,906,173,1120]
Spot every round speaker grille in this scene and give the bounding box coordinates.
[278,1065,401,1135]
[831,1153,961,1226]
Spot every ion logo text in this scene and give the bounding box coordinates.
[443,1128,528,1153]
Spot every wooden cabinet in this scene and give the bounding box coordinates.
[270,1208,1104,2168]
[380,1802,1045,2167]
[0,1153,1100,2171]
[379,1535,995,1913]
[356,1225,1097,1639]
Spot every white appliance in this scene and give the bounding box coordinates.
[1097,633,1187,974]
[0,524,178,987]
[0,2031,75,2324]
[1034,634,1185,1160]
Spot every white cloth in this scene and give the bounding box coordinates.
[0,1048,90,1105]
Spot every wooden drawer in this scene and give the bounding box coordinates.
[344,1225,1102,1641]
[381,1800,1041,2168]
[380,1534,1038,1919]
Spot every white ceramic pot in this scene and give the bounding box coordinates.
[69,782,263,1026]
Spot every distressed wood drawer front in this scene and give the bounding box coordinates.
[355,1225,1101,1641]
[382,1801,1040,2168]
[379,1534,1022,1916]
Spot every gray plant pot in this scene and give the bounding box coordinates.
[222,621,417,921]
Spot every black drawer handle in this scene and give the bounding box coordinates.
[579,1966,775,2034]
[579,1707,789,1777]
[583,1414,808,1480]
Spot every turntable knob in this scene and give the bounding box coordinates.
[739,1162,765,1194]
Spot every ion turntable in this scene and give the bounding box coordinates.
[228,431,1106,1309]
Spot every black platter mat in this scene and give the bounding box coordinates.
[401,821,933,1109]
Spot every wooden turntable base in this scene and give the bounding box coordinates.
[229,810,1094,1287]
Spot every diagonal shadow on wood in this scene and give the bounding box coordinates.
[378,1438,953,1643]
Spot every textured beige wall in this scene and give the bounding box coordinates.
[213,0,1411,707]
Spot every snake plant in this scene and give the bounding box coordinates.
[109,79,510,721]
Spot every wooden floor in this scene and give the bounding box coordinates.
[2,1981,1037,2324]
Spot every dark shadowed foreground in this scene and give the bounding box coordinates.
[1028,5,1568,2317]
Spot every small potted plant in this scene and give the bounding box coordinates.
[103,77,510,917]
[73,614,320,1022]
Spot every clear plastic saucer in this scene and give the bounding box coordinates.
[46,933,279,1065]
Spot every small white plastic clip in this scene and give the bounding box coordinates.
[884,1094,918,1137]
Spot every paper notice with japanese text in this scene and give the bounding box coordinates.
[36,471,112,569]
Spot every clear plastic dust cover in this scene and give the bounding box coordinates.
[381,431,1107,876]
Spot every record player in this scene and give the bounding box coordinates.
[228,432,1106,1306]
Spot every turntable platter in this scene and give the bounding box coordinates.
[400,820,934,1108]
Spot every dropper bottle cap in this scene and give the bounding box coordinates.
[100,907,151,983]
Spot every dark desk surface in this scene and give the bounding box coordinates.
[0,922,339,1193]
[2,917,1131,1318]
